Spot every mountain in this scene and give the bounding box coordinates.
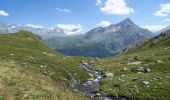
[46,18,153,57]
[0,31,89,100]
[157,26,170,35]
[87,30,170,99]
[0,22,84,39]
[1,30,169,100]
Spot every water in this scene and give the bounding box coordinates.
[75,62,133,100]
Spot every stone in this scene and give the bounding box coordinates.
[121,75,125,77]
[136,67,145,72]
[105,73,113,77]
[74,89,78,92]
[132,78,138,81]
[128,61,141,65]
[153,77,161,80]
[164,47,170,50]
[10,54,14,56]
[138,72,142,74]
[89,73,93,77]
[143,81,149,85]
[93,79,99,82]
[156,60,164,63]
[166,76,170,79]
[122,68,128,71]
[118,78,121,80]
[95,93,101,96]
[87,81,92,85]
[40,65,47,68]
[88,78,94,81]
[146,68,151,73]
[136,67,151,73]
[43,52,54,57]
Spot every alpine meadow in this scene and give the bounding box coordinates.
[0,0,170,100]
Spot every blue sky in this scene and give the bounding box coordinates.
[0,0,170,32]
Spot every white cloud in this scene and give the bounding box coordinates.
[96,0,102,5]
[56,8,71,14]
[98,21,111,27]
[26,24,43,29]
[56,24,84,35]
[164,18,170,22]
[100,0,134,15]
[154,4,170,17]
[0,10,9,16]
[141,25,168,32]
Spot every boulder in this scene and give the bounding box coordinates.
[105,73,113,77]
[164,47,170,50]
[143,81,149,85]
[156,60,164,63]
[135,67,151,73]
[128,61,141,65]
[132,78,138,81]
[122,68,128,71]
[95,93,101,96]
[10,54,14,56]
[146,68,151,73]
[89,73,93,77]
[153,77,161,80]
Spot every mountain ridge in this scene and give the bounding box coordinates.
[47,18,153,57]
[157,26,170,35]
[0,22,84,39]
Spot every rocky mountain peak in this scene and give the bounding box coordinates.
[117,18,136,26]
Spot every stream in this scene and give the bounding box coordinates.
[75,62,133,100]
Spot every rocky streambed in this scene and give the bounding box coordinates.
[75,62,133,100]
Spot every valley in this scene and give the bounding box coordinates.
[85,30,170,99]
[1,0,170,99]
[0,30,169,100]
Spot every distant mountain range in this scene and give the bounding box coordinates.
[45,18,153,57]
[0,22,84,39]
[1,26,170,100]
[3,18,169,57]
[157,26,170,35]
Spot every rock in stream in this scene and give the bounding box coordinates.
[75,62,133,100]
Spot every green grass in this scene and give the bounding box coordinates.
[0,31,90,100]
[0,60,88,100]
[86,31,170,99]
[1,30,170,100]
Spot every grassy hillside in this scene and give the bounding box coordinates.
[0,31,90,100]
[87,30,170,99]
